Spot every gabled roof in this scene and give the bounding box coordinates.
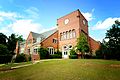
[30,28,57,40]
[30,32,41,39]
[40,28,57,38]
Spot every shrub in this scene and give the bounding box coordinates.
[15,53,27,63]
[55,50,62,56]
[70,48,77,55]
[0,55,12,64]
[38,47,49,59]
[0,44,12,64]
[49,54,62,59]
[69,55,78,59]
[49,50,62,59]
[69,48,77,59]
[95,50,103,59]
[84,54,91,59]
[28,55,31,61]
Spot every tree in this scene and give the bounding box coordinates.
[105,20,120,60]
[0,33,8,46]
[70,48,77,55]
[7,34,18,55]
[38,47,49,59]
[0,44,9,56]
[0,33,24,63]
[69,48,77,59]
[96,40,109,59]
[16,35,25,42]
[15,53,27,63]
[0,44,12,64]
[76,32,90,58]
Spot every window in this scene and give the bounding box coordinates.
[28,49,30,54]
[83,20,86,25]
[27,39,32,44]
[64,51,67,55]
[34,48,37,54]
[69,30,72,38]
[48,47,54,55]
[53,39,57,43]
[69,45,72,49]
[72,29,76,38]
[33,39,36,43]
[60,33,63,40]
[66,31,69,39]
[64,46,67,49]
[63,32,66,40]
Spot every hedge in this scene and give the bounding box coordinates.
[49,54,62,59]
[69,55,78,59]
[0,55,12,64]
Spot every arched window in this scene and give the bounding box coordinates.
[69,30,72,39]
[72,29,76,38]
[69,45,72,49]
[66,31,69,39]
[60,33,63,40]
[63,32,66,40]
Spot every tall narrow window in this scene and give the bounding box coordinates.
[60,33,62,40]
[53,38,57,43]
[66,31,69,39]
[48,47,54,55]
[34,48,37,54]
[28,49,30,54]
[72,29,76,38]
[63,32,66,40]
[69,30,72,38]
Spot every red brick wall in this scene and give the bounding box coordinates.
[25,32,34,54]
[57,10,89,51]
[41,31,58,49]
[15,41,19,55]
[89,37,100,54]
[32,54,40,61]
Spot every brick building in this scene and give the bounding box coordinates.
[16,9,100,60]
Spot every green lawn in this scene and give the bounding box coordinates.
[0,59,120,80]
[0,61,32,71]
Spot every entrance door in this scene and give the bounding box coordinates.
[63,51,68,58]
[62,45,69,59]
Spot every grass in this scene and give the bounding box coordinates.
[0,59,120,80]
[0,61,32,71]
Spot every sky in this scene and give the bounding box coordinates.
[0,0,120,42]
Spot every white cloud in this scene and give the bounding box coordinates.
[89,34,103,42]
[0,7,43,39]
[0,20,42,39]
[25,7,40,19]
[92,17,120,30]
[10,19,43,39]
[0,11,23,22]
[40,26,57,33]
[82,12,93,21]
[0,17,4,22]
[82,9,94,21]
[0,28,9,33]
[0,11,18,18]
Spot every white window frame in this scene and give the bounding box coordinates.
[72,29,76,38]
[33,48,38,54]
[48,47,54,55]
[66,31,69,39]
[69,30,72,38]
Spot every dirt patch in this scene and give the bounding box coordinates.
[0,67,14,73]
[110,64,120,68]
[0,77,15,80]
